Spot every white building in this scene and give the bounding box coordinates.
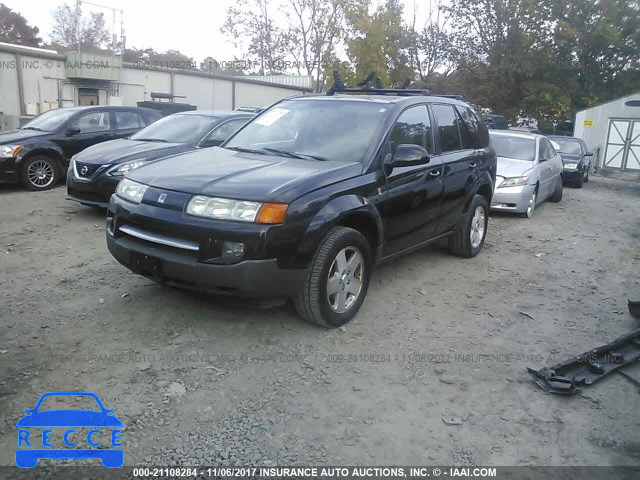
[0,42,311,131]
[574,92,640,178]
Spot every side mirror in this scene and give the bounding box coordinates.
[585,152,593,157]
[539,157,548,163]
[387,144,430,168]
[66,127,81,136]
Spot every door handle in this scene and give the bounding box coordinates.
[429,170,441,177]
[469,162,477,168]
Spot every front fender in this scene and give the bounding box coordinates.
[291,194,384,269]
[16,142,67,170]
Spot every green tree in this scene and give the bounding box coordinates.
[345,0,413,87]
[0,3,42,47]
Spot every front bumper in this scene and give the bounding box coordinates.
[490,184,535,213]
[561,168,583,183]
[107,227,306,297]
[0,156,19,183]
[66,167,118,208]
[105,196,308,297]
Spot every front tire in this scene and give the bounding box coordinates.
[21,155,59,191]
[583,167,590,183]
[519,189,537,218]
[294,227,371,328]
[448,194,489,258]
[549,177,563,202]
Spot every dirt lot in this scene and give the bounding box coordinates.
[1,176,639,469]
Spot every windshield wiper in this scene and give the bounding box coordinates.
[134,138,168,143]
[225,146,269,155]
[262,147,328,162]
[21,126,45,131]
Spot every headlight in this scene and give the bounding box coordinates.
[116,178,148,204]
[186,195,288,224]
[1,145,24,158]
[108,160,149,176]
[563,163,578,170]
[498,176,529,188]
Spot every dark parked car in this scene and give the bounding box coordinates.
[106,86,496,327]
[482,114,509,130]
[67,110,254,208]
[547,135,593,188]
[0,106,161,191]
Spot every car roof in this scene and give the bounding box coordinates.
[490,130,540,140]
[174,110,253,118]
[288,93,465,106]
[53,105,150,112]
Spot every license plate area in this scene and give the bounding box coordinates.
[130,252,163,278]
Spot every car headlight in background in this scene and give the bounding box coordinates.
[116,178,148,204]
[108,160,149,176]
[186,195,288,224]
[1,145,24,158]
[498,176,529,188]
[563,163,578,170]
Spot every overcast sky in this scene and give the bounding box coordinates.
[3,0,437,64]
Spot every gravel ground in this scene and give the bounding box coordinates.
[0,175,639,470]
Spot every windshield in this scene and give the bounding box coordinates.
[224,99,389,163]
[21,109,77,132]
[551,138,582,155]
[131,114,216,144]
[490,134,536,161]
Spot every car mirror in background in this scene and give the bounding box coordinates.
[65,127,81,137]
[539,156,548,162]
[388,144,430,168]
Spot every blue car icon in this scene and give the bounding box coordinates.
[16,391,123,468]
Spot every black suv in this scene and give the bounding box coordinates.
[106,84,496,327]
[0,106,161,191]
[67,110,254,208]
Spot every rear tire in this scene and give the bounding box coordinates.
[549,177,563,202]
[294,227,371,328]
[448,194,489,258]
[21,155,59,191]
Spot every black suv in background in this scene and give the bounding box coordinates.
[67,110,254,208]
[106,83,496,327]
[0,106,161,191]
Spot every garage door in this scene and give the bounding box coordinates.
[603,119,640,171]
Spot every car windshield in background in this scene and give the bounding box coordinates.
[551,138,582,155]
[20,109,77,132]
[490,134,536,161]
[224,99,388,163]
[130,114,215,144]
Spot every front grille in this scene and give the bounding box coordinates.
[75,161,102,179]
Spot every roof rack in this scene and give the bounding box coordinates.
[325,71,462,100]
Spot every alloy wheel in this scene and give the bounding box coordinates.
[326,246,364,313]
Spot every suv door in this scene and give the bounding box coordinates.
[430,103,477,234]
[56,110,113,159]
[113,110,142,139]
[382,104,444,256]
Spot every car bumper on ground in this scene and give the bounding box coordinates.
[66,168,119,208]
[490,184,536,214]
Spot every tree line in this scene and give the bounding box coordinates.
[1,0,638,124]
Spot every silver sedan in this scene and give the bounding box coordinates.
[489,131,564,218]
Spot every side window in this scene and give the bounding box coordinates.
[389,105,433,153]
[204,118,249,144]
[115,111,141,130]
[457,106,489,148]
[431,104,463,153]
[70,111,111,133]
[543,139,556,159]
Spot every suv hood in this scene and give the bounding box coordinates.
[127,146,362,203]
[496,156,534,178]
[74,138,186,165]
[0,129,50,144]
